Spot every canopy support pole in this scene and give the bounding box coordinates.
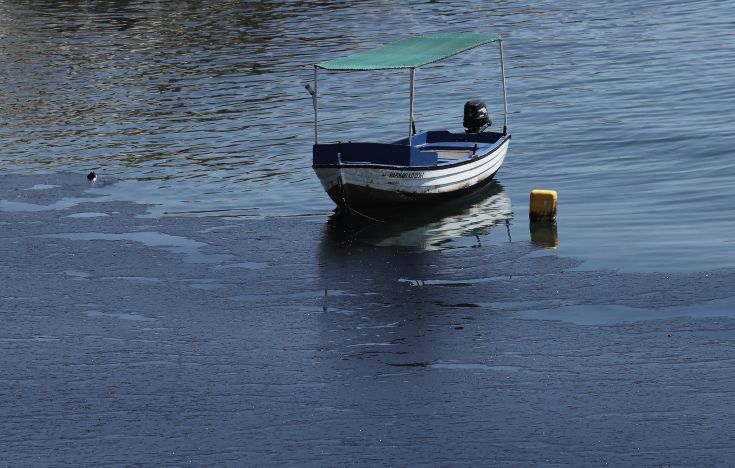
[408,67,415,146]
[499,37,508,134]
[313,65,319,144]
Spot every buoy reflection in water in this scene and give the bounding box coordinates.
[530,221,559,249]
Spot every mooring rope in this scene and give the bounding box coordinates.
[337,177,384,223]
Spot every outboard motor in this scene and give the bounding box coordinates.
[463,100,491,133]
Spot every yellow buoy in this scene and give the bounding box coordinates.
[529,189,557,221]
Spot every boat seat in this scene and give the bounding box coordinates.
[433,149,474,160]
[421,142,479,150]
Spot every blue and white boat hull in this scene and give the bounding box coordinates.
[313,137,509,209]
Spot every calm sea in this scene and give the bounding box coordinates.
[1,0,733,272]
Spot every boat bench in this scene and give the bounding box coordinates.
[313,142,438,167]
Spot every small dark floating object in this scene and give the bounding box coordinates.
[87,171,97,182]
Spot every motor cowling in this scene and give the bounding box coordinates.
[463,100,491,133]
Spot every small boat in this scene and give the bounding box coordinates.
[308,33,511,211]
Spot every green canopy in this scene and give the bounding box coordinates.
[317,33,499,71]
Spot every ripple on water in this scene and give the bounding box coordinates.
[65,212,110,218]
[22,184,60,191]
[214,262,268,270]
[84,310,156,322]
[519,297,735,326]
[38,231,232,264]
[0,198,94,212]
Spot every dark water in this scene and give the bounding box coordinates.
[2,0,734,272]
[2,3,735,463]
[4,173,735,465]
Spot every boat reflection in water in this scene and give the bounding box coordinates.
[326,181,513,251]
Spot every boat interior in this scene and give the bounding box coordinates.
[313,130,506,168]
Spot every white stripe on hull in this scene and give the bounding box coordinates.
[314,139,509,196]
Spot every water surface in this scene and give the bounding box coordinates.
[1,0,733,270]
[3,4,735,463]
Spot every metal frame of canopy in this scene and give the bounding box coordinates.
[308,33,509,147]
